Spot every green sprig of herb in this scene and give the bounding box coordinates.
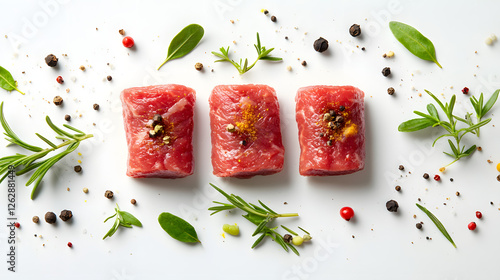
[0,66,25,95]
[208,183,306,255]
[416,203,456,248]
[0,102,93,199]
[389,21,442,68]
[158,212,201,243]
[398,90,497,166]
[212,32,282,75]
[157,24,204,70]
[103,204,142,240]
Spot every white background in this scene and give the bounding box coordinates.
[1,0,500,279]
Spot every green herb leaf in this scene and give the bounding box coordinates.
[427,104,440,120]
[158,212,200,243]
[281,225,298,236]
[398,118,435,132]
[481,89,499,118]
[118,210,143,227]
[103,204,142,240]
[157,24,204,70]
[0,66,24,95]
[416,203,456,248]
[389,21,442,68]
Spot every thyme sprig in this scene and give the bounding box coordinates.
[398,90,498,166]
[0,102,93,199]
[212,32,282,74]
[209,183,307,255]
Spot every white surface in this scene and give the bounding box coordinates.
[1,0,500,279]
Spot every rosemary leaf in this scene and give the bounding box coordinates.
[416,203,456,248]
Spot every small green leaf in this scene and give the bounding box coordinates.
[103,219,120,240]
[0,66,25,95]
[398,118,435,132]
[158,212,200,243]
[118,210,142,227]
[448,139,459,157]
[427,104,439,120]
[252,218,270,236]
[281,225,298,236]
[389,21,442,68]
[462,145,477,157]
[482,89,499,117]
[416,203,456,248]
[157,24,204,70]
[251,233,266,248]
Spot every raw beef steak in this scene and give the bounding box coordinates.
[209,84,285,178]
[121,84,195,178]
[296,85,365,176]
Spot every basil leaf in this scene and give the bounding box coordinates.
[389,21,442,68]
[157,24,204,70]
[0,66,25,95]
[416,203,456,248]
[118,210,142,227]
[482,89,499,117]
[398,118,435,132]
[158,212,200,243]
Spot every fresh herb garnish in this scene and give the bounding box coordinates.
[208,183,307,255]
[389,21,442,68]
[157,24,204,70]
[416,203,456,248]
[212,32,282,75]
[0,102,93,199]
[0,66,25,95]
[398,90,497,166]
[103,204,142,240]
[158,212,200,243]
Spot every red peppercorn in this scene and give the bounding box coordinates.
[14,222,20,228]
[122,36,135,48]
[462,87,469,94]
[340,207,355,221]
[67,242,73,248]
[56,76,64,84]
[476,211,482,219]
[468,222,476,231]
[434,174,441,181]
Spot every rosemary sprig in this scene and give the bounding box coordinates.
[416,203,456,248]
[209,183,307,255]
[0,102,93,199]
[398,89,498,166]
[103,204,142,240]
[212,32,282,75]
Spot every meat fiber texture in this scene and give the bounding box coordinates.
[120,84,195,178]
[296,86,365,176]
[209,85,285,178]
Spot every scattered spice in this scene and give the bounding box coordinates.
[416,223,422,229]
[122,36,135,48]
[107,75,112,81]
[131,199,137,205]
[93,103,99,110]
[361,47,366,51]
[456,191,460,196]
[349,24,361,37]
[477,146,482,151]
[476,211,482,219]
[286,65,292,71]
[434,174,441,181]
[32,216,39,223]
[14,222,20,228]
[462,87,469,94]
[74,165,82,173]
[385,51,395,58]
[45,212,57,224]
[386,200,399,212]
[263,9,269,15]
[83,187,88,193]
[45,54,58,67]
[53,96,63,106]
[79,65,86,71]
[59,210,73,221]
[423,173,429,179]
[395,185,401,192]
[195,62,203,71]
[450,178,454,182]
[240,140,247,146]
[301,60,307,66]
[283,234,293,243]
[382,67,391,77]
[398,165,404,170]
[313,37,329,53]
[105,190,114,199]
[271,15,277,22]
[468,222,476,231]
[64,114,71,121]
[387,87,395,95]
[226,124,236,133]
[497,174,500,182]
[119,29,125,35]
[67,242,73,248]
[56,76,64,84]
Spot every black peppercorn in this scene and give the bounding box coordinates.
[93,104,99,110]
[339,105,345,111]
[45,212,57,224]
[64,114,71,121]
[497,175,500,182]
[387,87,395,95]
[361,47,366,51]
[301,60,307,66]
[59,210,73,221]
[456,191,460,196]
[271,15,277,22]
[195,62,203,71]
[263,10,269,15]
[53,96,63,106]
[74,165,82,173]
[327,139,333,146]
[105,190,114,199]
[399,165,404,170]
[313,37,329,53]
[423,173,430,179]
[382,67,391,77]
[349,24,361,37]
[240,140,247,146]
[107,75,112,81]
[32,216,40,223]
[416,223,422,229]
[283,234,293,243]
[395,185,401,192]
[45,54,58,67]
[153,114,163,124]
[386,200,399,212]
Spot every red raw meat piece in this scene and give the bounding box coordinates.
[296,85,365,176]
[209,84,285,178]
[120,84,195,178]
